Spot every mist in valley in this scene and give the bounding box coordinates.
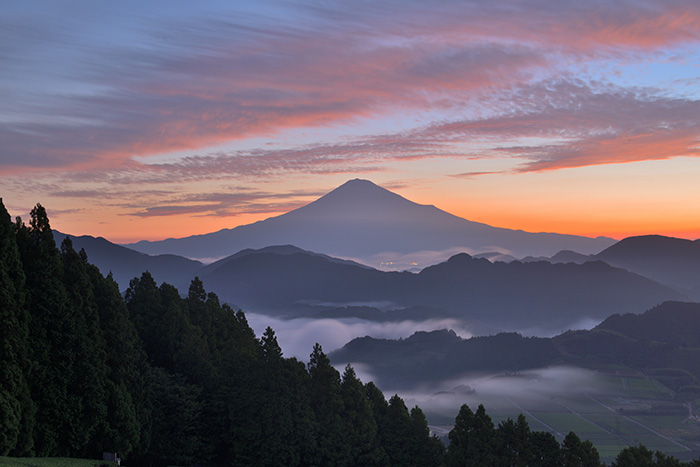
[245,312,475,361]
[393,366,600,424]
[246,311,603,411]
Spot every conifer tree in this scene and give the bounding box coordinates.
[447,404,497,466]
[146,367,203,466]
[261,326,283,361]
[364,382,392,466]
[383,394,422,466]
[87,268,151,458]
[14,204,72,456]
[0,199,33,455]
[59,238,109,456]
[561,431,601,467]
[308,343,349,465]
[409,406,446,466]
[612,444,687,466]
[340,364,386,466]
[529,430,562,466]
[496,414,534,466]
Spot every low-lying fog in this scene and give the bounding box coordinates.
[246,313,603,429]
[246,313,474,361]
[392,366,600,425]
[246,312,600,362]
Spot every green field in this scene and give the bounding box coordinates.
[419,366,700,462]
[0,458,114,467]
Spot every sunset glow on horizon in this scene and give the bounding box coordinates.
[2,1,700,244]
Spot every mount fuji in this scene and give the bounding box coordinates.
[125,179,615,267]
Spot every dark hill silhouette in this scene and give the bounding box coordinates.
[594,301,700,348]
[125,179,615,264]
[554,301,700,388]
[331,330,560,388]
[197,248,686,334]
[331,301,700,390]
[540,236,700,298]
[410,254,686,332]
[198,251,410,313]
[549,249,592,263]
[595,235,700,290]
[197,244,371,279]
[53,231,202,290]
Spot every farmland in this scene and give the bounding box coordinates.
[410,367,700,462]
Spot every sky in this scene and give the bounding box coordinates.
[2,0,700,243]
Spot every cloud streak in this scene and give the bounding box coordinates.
[3,0,700,242]
[2,0,699,174]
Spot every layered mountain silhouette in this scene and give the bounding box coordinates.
[53,231,202,290]
[529,235,700,298]
[596,235,700,291]
[125,179,615,265]
[331,301,700,390]
[55,226,691,335]
[195,248,686,334]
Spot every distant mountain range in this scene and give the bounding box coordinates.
[51,179,697,337]
[53,231,203,290]
[193,248,685,335]
[524,235,700,299]
[330,301,700,390]
[123,179,616,265]
[56,228,689,334]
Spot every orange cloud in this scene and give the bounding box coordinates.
[4,1,699,175]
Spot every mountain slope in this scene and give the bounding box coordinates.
[53,231,202,290]
[331,301,700,390]
[331,330,560,388]
[541,235,700,296]
[125,179,615,264]
[197,244,371,278]
[595,235,700,290]
[197,248,686,334]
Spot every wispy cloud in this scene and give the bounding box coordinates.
[2,0,699,174]
[423,80,700,172]
[2,0,700,241]
[123,188,328,218]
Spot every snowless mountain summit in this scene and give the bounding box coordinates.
[126,179,615,265]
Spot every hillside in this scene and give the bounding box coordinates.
[53,231,202,290]
[331,301,700,392]
[595,235,700,291]
[197,249,686,334]
[540,236,700,298]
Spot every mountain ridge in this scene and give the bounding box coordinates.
[53,231,203,290]
[537,235,700,297]
[124,179,616,264]
[195,247,686,334]
[330,301,700,390]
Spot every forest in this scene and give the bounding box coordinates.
[0,200,697,466]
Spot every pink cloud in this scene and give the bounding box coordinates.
[419,80,700,172]
[2,0,699,175]
[23,79,697,195]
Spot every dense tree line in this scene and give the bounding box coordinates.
[0,201,444,465]
[446,404,601,466]
[1,200,698,466]
[1,201,150,458]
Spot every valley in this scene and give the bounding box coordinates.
[421,368,700,462]
[6,180,700,464]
